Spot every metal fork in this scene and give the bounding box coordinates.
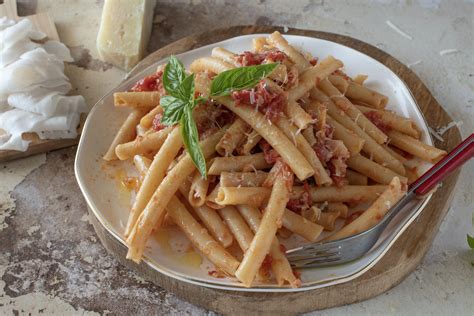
[286,133,474,268]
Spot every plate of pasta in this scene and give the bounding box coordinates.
[75,31,447,291]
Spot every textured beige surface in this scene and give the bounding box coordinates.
[0,0,472,314]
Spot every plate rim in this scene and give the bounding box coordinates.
[75,33,435,293]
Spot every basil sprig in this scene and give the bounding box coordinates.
[159,55,277,178]
[210,63,278,97]
[160,56,206,178]
[162,57,186,95]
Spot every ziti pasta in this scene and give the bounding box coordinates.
[104,31,446,288]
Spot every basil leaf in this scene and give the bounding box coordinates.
[160,95,186,125]
[177,73,195,103]
[468,234,474,249]
[181,106,207,178]
[163,56,186,96]
[160,56,207,177]
[160,74,195,125]
[210,63,278,97]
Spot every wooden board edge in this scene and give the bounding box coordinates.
[0,138,79,163]
[0,114,85,163]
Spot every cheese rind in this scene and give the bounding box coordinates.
[97,0,156,71]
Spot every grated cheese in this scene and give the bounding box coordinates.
[428,121,463,142]
[354,112,361,124]
[290,130,297,145]
[436,121,463,135]
[386,20,413,40]
[249,164,259,175]
[428,126,444,142]
[407,60,422,68]
[319,201,328,212]
[249,89,256,104]
[439,49,459,56]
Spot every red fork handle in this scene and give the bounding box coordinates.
[411,133,474,196]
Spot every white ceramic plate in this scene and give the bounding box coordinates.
[75,34,434,293]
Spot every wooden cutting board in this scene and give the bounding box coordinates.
[89,26,462,315]
[0,0,80,163]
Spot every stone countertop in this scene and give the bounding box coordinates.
[1,0,473,314]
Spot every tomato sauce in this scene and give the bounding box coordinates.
[131,71,164,93]
[286,181,311,213]
[259,139,280,164]
[313,124,349,185]
[152,113,167,132]
[235,50,286,66]
[232,81,286,122]
[332,69,351,81]
[259,254,273,278]
[344,211,364,226]
[365,111,392,133]
[208,270,225,278]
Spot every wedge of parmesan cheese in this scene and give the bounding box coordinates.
[97,0,156,71]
